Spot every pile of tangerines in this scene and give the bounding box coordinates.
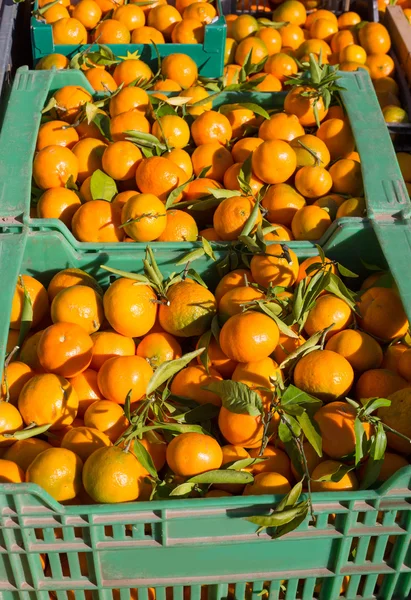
[0,247,410,505]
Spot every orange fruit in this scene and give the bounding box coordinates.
[159,280,216,337]
[113,60,153,87]
[291,441,322,479]
[170,365,223,406]
[147,4,182,39]
[358,22,391,55]
[290,133,331,168]
[135,156,186,202]
[250,243,299,288]
[36,120,79,151]
[183,1,216,23]
[279,23,305,50]
[161,53,198,89]
[164,148,193,180]
[261,183,305,227]
[152,115,190,149]
[90,330,135,371]
[93,18,131,42]
[357,287,408,342]
[196,335,237,378]
[3,438,52,472]
[310,17,338,41]
[379,388,411,454]
[156,210,198,242]
[33,145,78,190]
[213,196,262,241]
[171,18,204,44]
[191,110,232,146]
[325,330,383,372]
[293,349,354,402]
[255,27,282,55]
[244,472,291,495]
[104,278,157,338]
[199,227,220,241]
[247,445,292,480]
[356,368,408,401]
[316,118,355,161]
[102,141,142,181]
[297,38,332,59]
[19,331,45,372]
[71,200,124,242]
[69,368,104,417]
[252,139,297,184]
[295,165,333,198]
[284,86,328,127]
[231,14,258,42]
[137,332,182,368]
[291,205,332,240]
[314,401,371,459]
[295,255,337,286]
[53,85,92,123]
[248,73,282,92]
[366,53,395,80]
[9,274,49,330]
[311,460,358,491]
[110,109,150,142]
[218,406,264,448]
[83,446,145,503]
[131,25,165,43]
[215,269,254,305]
[272,0,306,25]
[331,29,356,53]
[382,343,408,372]
[336,196,366,218]
[35,53,69,70]
[37,322,93,378]
[113,3,145,30]
[313,194,346,220]
[329,159,363,196]
[72,0,102,28]
[18,373,79,430]
[191,142,234,181]
[84,399,129,442]
[1,361,34,406]
[26,447,83,501]
[232,357,280,396]
[264,53,298,82]
[340,44,367,65]
[382,105,409,124]
[337,11,361,29]
[51,285,103,334]
[37,187,81,227]
[0,401,23,447]
[360,451,409,484]
[167,432,222,477]
[234,37,268,65]
[397,348,411,381]
[205,489,233,498]
[221,106,261,139]
[219,285,265,318]
[179,85,212,117]
[304,293,353,340]
[273,328,306,365]
[61,426,111,462]
[52,17,87,44]
[98,355,153,404]
[85,68,118,92]
[121,193,167,242]
[219,311,279,363]
[258,112,304,143]
[72,138,107,184]
[109,86,149,118]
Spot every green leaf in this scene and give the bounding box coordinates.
[9,423,52,440]
[325,273,357,311]
[179,402,220,424]
[354,416,366,466]
[256,301,299,340]
[278,414,301,444]
[124,390,132,422]
[17,277,33,349]
[133,439,158,479]
[246,502,308,529]
[90,169,118,202]
[374,421,387,461]
[226,457,266,471]
[362,397,391,416]
[198,330,212,373]
[276,480,303,512]
[206,380,264,416]
[337,263,359,278]
[92,113,111,140]
[146,348,205,396]
[165,176,193,209]
[238,103,270,120]
[211,315,220,342]
[314,462,354,483]
[297,411,323,457]
[201,237,216,262]
[186,268,208,288]
[281,384,322,411]
[188,470,253,485]
[208,188,240,200]
[272,510,308,539]
[240,200,260,237]
[170,482,196,497]
[175,248,205,266]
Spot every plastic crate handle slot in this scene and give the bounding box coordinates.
[339,70,411,219]
[0,229,29,375]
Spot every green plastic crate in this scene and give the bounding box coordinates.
[0,224,410,600]
[30,0,226,77]
[0,66,409,252]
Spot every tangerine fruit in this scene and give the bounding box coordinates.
[166,432,223,477]
[293,349,354,402]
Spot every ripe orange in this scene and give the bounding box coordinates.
[259,113,304,143]
[196,335,237,378]
[72,138,107,183]
[36,120,79,151]
[61,426,111,462]
[113,4,145,30]
[358,22,391,55]
[379,388,411,454]
[161,53,198,89]
[0,401,23,447]
[315,401,372,459]
[35,53,69,70]
[37,187,81,227]
[179,85,212,116]
[215,269,254,305]
[247,446,292,480]
[131,25,165,43]
[1,361,34,405]
[102,141,142,181]
[52,17,87,44]
[37,322,93,378]
[98,355,153,404]
[252,139,297,184]
[213,196,262,241]
[219,285,264,319]
[147,4,182,39]
[152,115,190,149]
[316,118,355,161]
[218,406,264,448]
[264,53,298,82]
[26,447,83,501]
[191,110,232,146]
[382,343,408,372]
[191,142,234,181]
[84,399,129,442]
[135,156,186,202]
[156,210,198,242]
[69,369,103,417]
[304,294,353,340]
[294,349,354,402]
[313,194,346,219]
[248,73,282,92]
[71,200,124,242]
[171,18,205,44]
[279,23,305,50]
[9,274,49,330]
[261,183,305,227]
[311,460,359,491]
[219,311,280,363]
[310,17,338,41]
[164,148,193,180]
[231,14,258,42]
[33,145,78,190]
[83,446,145,503]
[250,243,299,288]
[325,330,383,372]
[272,0,306,25]
[284,87,328,127]
[51,285,103,334]
[289,134,331,168]
[167,432,222,477]
[244,472,291,495]
[72,0,102,29]
[48,270,101,304]
[337,11,361,29]
[235,37,268,65]
[137,332,181,368]
[93,18,131,43]
[109,86,149,118]
[255,27,281,55]
[110,109,151,142]
[53,85,92,123]
[329,159,364,196]
[357,287,408,341]
[291,441,322,479]
[360,451,408,484]
[104,278,157,338]
[85,68,118,92]
[355,368,408,400]
[113,59,153,87]
[159,280,216,337]
[291,205,332,241]
[170,365,223,406]
[121,193,167,242]
[295,165,333,198]
[183,2,216,23]
[3,438,52,472]
[90,331,134,371]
